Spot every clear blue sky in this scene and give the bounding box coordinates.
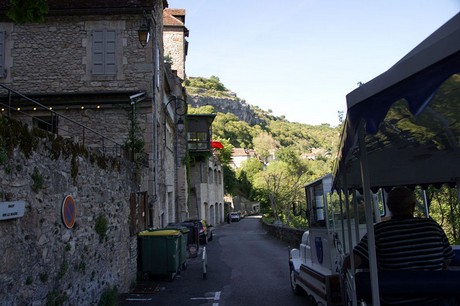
[167,0,460,126]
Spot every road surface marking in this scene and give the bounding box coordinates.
[125,298,153,301]
[190,291,221,302]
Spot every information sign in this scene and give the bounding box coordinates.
[0,201,25,221]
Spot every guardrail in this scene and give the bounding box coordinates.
[0,84,123,157]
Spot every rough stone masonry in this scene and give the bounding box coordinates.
[0,129,137,305]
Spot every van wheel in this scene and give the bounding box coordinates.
[290,268,305,295]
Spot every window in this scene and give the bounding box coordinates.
[188,131,209,150]
[92,30,116,75]
[33,115,58,134]
[0,31,5,77]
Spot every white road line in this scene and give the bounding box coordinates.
[190,291,221,303]
[126,298,153,301]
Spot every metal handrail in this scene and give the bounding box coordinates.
[0,84,124,157]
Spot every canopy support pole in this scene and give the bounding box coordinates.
[358,121,380,306]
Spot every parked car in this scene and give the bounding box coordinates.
[229,212,240,222]
[182,219,213,245]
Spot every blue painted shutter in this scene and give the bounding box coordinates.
[92,30,104,74]
[105,30,116,74]
[0,31,5,77]
[92,30,116,75]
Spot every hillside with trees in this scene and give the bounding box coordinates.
[185,76,341,227]
[184,76,459,244]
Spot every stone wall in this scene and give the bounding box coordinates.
[1,15,154,96]
[260,219,305,248]
[0,121,137,305]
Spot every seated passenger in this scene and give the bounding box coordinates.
[343,186,455,305]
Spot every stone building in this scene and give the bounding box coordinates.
[0,0,188,228]
[163,8,188,80]
[163,9,225,227]
[230,147,258,170]
[0,0,190,304]
[187,114,225,226]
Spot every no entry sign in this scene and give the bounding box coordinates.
[62,195,76,229]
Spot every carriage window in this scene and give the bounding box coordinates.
[374,189,386,218]
[306,184,326,227]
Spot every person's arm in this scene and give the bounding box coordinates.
[342,252,363,272]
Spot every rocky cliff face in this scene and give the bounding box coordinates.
[187,91,266,126]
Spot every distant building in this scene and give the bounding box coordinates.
[230,148,258,169]
[301,148,330,160]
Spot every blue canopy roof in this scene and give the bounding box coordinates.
[333,12,460,191]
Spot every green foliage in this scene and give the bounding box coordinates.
[6,0,49,23]
[188,105,216,114]
[95,214,108,242]
[289,214,309,230]
[25,276,33,285]
[39,273,48,283]
[236,158,263,200]
[98,286,118,306]
[212,112,255,148]
[125,109,145,157]
[31,166,44,192]
[253,160,310,226]
[222,163,237,195]
[252,132,279,163]
[75,261,86,273]
[0,145,6,165]
[70,154,78,179]
[426,185,460,244]
[57,260,68,279]
[186,75,341,227]
[185,76,227,92]
[212,137,233,165]
[45,290,68,306]
[164,54,173,66]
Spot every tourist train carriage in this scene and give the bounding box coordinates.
[290,11,460,306]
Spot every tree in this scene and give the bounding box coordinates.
[212,112,254,148]
[222,163,237,195]
[236,157,264,199]
[7,0,49,23]
[252,132,279,164]
[426,185,460,244]
[188,105,215,115]
[253,160,309,226]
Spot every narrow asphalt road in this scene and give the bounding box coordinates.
[119,216,315,306]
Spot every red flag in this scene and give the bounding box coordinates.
[211,140,224,149]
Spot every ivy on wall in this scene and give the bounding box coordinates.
[6,0,49,23]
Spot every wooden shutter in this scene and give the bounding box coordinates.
[92,30,116,75]
[104,30,116,74]
[92,30,104,74]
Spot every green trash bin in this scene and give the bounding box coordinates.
[166,225,190,270]
[138,229,182,280]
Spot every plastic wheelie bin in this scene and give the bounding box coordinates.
[138,229,182,280]
[165,224,191,270]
